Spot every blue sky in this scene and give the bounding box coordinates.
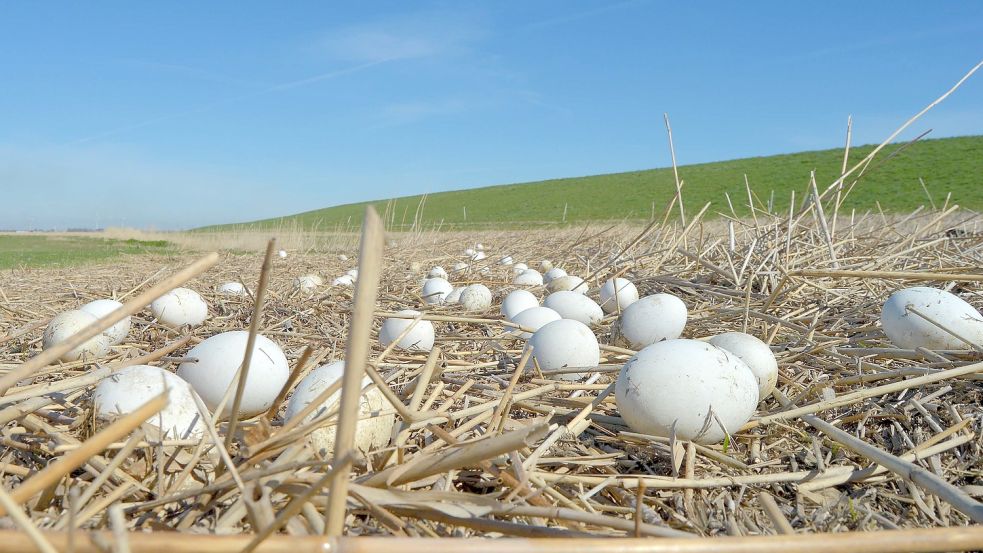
[1,1,981,230]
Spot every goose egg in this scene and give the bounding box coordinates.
[43,310,112,362]
[616,339,758,444]
[616,293,687,349]
[285,360,394,457]
[80,299,130,345]
[379,310,435,352]
[708,332,778,400]
[543,291,603,326]
[177,331,289,418]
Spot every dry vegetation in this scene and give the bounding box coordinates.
[1,197,982,552]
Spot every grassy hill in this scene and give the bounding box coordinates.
[203,135,982,231]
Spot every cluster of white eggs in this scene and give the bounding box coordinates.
[390,250,786,445]
[293,269,359,293]
[38,243,983,456]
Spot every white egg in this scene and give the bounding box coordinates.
[150,288,208,328]
[216,282,247,297]
[539,260,554,272]
[543,291,603,326]
[499,256,514,265]
[616,294,687,349]
[177,331,289,418]
[478,266,491,275]
[79,299,130,345]
[472,251,487,261]
[881,287,983,350]
[599,278,639,314]
[338,254,348,261]
[285,360,394,457]
[278,250,288,259]
[43,310,112,362]
[451,262,469,274]
[445,286,465,304]
[510,306,562,339]
[422,277,453,304]
[547,275,587,294]
[346,269,359,279]
[616,339,758,444]
[475,243,484,251]
[428,266,448,280]
[513,269,544,287]
[544,267,568,284]
[501,289,540,321]
[294,275,321,292]
[525,319,600,381]
[460,284,493,312]
[379,310,435,352]
[332,274,355,286]
[464,248,476,257]
[512,262,529,273]
[93,365,206,439]
[708,332,778,400]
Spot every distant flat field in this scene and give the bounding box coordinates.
[0,235,173,269]
[201,135,983,231]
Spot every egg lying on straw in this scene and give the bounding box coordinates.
[499,256,514,265]
[285,360,394,457]
[544,267,567,284]
[94,365,206,439]
[422,277,453,304]
[338,254,348,261]
[547,275,587,294]
[512,262,529,275]
[513,269,544,286]
[445,287,465,304]
[460,284,493,311]
[708,332,778,400]
[79,299,130,345]
[525,319,599,380]
[451,262,469,274]
[43,310,112,362]
[616,339,758,444]
[379,310,435,352]
[543,291,603,326]
[150,287,208,327]
[177,331,289,418]
[881,286,983,350]
[428,266,448,279]
[216,282,247,296]
[510,306,561,339]
[614,293,687,349]
[278,250,288,259]
[332,274,354,286]
[599,277,639,314]
[501,289,539,321]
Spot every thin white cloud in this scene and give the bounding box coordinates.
[317,10,488,63]
[68,58,391,145]
[368,98,473,129]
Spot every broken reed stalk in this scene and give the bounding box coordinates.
[791,406,983,522]
[324,206,385,536]
[225,238,277,450]
[0,393,167,516]
[0,252,219,394]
